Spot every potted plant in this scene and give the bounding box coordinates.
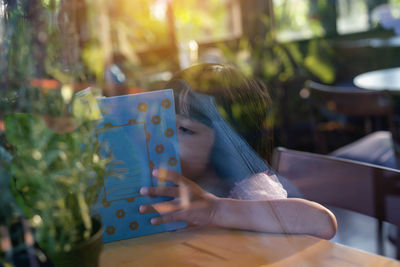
[1,0,142,264]
[0,1,114,262]
[0,124,43,267]
[3,91,116,266]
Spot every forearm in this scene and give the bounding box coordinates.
[211,198,337,240]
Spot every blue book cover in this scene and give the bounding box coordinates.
[92,89,186,242]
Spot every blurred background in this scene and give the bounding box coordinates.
[2,0,400,153]
[1,0,400,263]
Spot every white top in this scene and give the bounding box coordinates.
[354,67,400,91]
[229,172,288,200]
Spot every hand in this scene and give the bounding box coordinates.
[139,169,220,227]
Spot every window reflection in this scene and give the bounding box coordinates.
[273,0,324,41]
[337,0,369,34]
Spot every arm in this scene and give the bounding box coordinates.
[140,169,337,240]
[213,198,337,240]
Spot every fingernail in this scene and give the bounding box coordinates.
[151,218,158,225]
[153,169,165,182]
[139,205,145,213]
[140,187,148,195]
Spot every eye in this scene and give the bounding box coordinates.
[179,126,195,135]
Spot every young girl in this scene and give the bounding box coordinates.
[139,64,337,239]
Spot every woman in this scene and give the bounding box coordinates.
[140,64,337,239]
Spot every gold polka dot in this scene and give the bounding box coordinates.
[161,99,171,109]
[102,198,110,207]
[106,225,116,235]
[138,102,147,112]
[129,221,139,231]
[146,131,151,142]
[151,115,161,125]
[164,128,174,138]
[126,197,135,203]
[116,209,125,219]
[155,144,164,154]
[168,157,177,167]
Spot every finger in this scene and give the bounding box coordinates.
[153,169,199,189]
[150,210,187,225]
[152,169,186,184]
[152,170,209,201]
[140,186,179,198]
[139,204,157,214]
[139,199,180,214]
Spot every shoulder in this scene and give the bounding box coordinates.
[229,172,288,200]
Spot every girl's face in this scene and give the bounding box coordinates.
[176,114,215,181]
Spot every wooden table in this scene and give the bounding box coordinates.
[354,67,400,91]
[100,227,400,266]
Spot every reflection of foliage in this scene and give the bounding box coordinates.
[0,0,117,258]
[107,0,169,51]
[0,0,84,113]
[5,113,115,254]
[219,26,335,85]
[309,0,337,35]
[304,40,335,83]
[0,146,15,226]
[173,0,230,43]
[83,0,177,89]
[0,0,158,92]
[83,0,149,83]
[218,14,335,133]
[0,0,39,111]
[273,0,324,40]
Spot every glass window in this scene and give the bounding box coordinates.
[0,2,4,43]
[273,0,324,42]
[116,0,170,51]
[337,0,370,34]
[172,0,242,44]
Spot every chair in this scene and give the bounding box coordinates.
[272,147,400,259]
[305,80,397,154]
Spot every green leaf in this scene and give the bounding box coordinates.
[77,192,91,240]
[4,113,51,149]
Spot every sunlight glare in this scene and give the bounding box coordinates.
[150,0,167,21]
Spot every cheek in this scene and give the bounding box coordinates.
[177,133,215,180]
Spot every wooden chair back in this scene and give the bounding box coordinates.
[272,147,400,226]
[305,80,397,153]
[306,80,393,116]
[272,147,400,258]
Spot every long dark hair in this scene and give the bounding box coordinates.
[165,63,274,187]
[168,63,273,159]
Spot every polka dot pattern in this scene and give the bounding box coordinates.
[161,99,171,109]
[116,209,125,219]
[106,225,116,235]
[155,144,165,154]
[168,157,177,167]
[138,102,147,112]
[151,115,161,125]
[95,90,184,242]
[129,221,139,231]
[165,128,174,138]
